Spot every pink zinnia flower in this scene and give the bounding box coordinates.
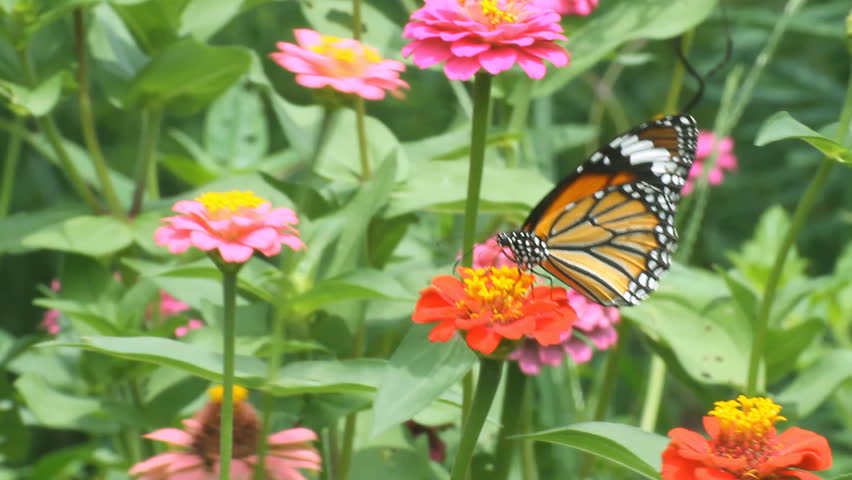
[154,191,305,264]
[509,289,619,375]
[39,279,62,335]
[682,130,737,195]
[270,29,409,100]
[130,386,321,480]
[402,0,570,81]
[534,0,599,16]
[175,319,204,338]
[468,236,519,269]
[158,291,190,316]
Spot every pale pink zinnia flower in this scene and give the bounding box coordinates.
[509,289,620,374]
[402,0,570,81]
[130,386,321,480]
[270,29,409,100]
[682,130,737,195]
[154,191,305,263]
[534,0,599,16]
[471,236,519,269]
[158,291,190,316]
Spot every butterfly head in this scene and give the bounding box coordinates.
[496,231,548,269]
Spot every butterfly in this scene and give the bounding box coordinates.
[496,114,698,307]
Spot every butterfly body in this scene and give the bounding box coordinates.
[498,114,698,307]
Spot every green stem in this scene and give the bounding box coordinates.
[73,9,124,217]
[0,118,24,217]
[352,0,362,41]
[219,268,238,480]
[494,366,526,480]
[638,355,666,431]
[130,109,162,216]
[338,412,358,480]
[462,371,474,424]
[254,310,290,480]
[461,72,492,267]
[451,358,503,480]
[746,66,852,394]
[17,48,100,212]
[354,97,371,180]
[506,77,534,168]
[520,390,538,480]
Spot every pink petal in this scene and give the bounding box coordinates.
[217,243,255,263]
[268,428,319,445]
[444,56,481,80]
[143,427,194,446]
[478,47,518,75]
[450,38,491,57]
[516,51,547,79]
[293,29,322,47]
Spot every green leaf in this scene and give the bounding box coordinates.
[536,0,717,96]
[179,0,243,41]
[776,349,852,417]
[0,71,63,116]
[21,215,133,257]
[290,269,414,314]
[87,3,148,105]
[125,38,252,115]
[351,447,443,480]
[755,111,852,164]
[371,325,476,438]
[0,207,85,255]
[716,268,758,324]
[112,0,189,54]
[516,422,669,479]
[204,82,268,170]
[300,0,402,54]
[386,159,552,217]
[764,319,823,383]
[15,372,119,433]
[266,88,324,160]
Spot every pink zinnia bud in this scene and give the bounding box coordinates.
[402,0,570,81]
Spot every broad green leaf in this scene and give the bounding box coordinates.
[0,373,29,462]
[776,349,852,417]
[386,159,552,217]
[516,422,669,479]
[0,207,85,255]
[112,0,189,54]
[371,325,476,437]
[290,269,414,314]
[755,111,852,164]
[0,71,63,116]
[536,0,717,96]
[21,215,133,257]
[764,319,823,384]
[266,88,325,159]
[125,38,252,115]
[30,443,97,480]
[179,0,243,41]
[351,447,442,480]
[716,268,758,324]
[314,109,409,184]
[87,4,149,105]
[204,82,268,170]
[15,372,119,433]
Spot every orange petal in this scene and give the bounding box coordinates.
[766,427,832,471]
[429,320,458,342]
[465,326,501,354]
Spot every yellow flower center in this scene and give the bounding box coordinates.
[308,34,382,77]
[708,395,787,477]
[195,191,265,213]
[710,395,786,442]
[458,266,534,323]
[459,0,528,26]
[208,384,249,404]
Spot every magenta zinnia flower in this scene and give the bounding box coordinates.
[509,288,619,374]
[534,0,599,16]
[402,0,570,81]
[130,386,321,480]
[682,130,738,195]
[270,29,409,100]
[154,191,305,263]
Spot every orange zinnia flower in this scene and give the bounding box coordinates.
[662,395,832,480]
[412,266,576,354]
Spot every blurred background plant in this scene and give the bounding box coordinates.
[1,0,851,479]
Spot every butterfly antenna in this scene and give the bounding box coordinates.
[705,3,733,81]
[673,37,705,114]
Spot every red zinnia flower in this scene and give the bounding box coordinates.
[412,266,576,354]
[662,395,832,480]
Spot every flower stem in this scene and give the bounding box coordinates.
[0,118,24,218]
[494,365,526,480]
[130,108,162,217]
[352,0,362,41]
[746,65,852,395]
[219,268,238,480]
[354,97,371,180]
[461,72,492,268]
[451,358,503,480]
[254,309,290,480]
[73,9,124,217]
[17,48,100,212]
[506,77,534,168]
[638,355,666,431]
[663,32,693,114]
